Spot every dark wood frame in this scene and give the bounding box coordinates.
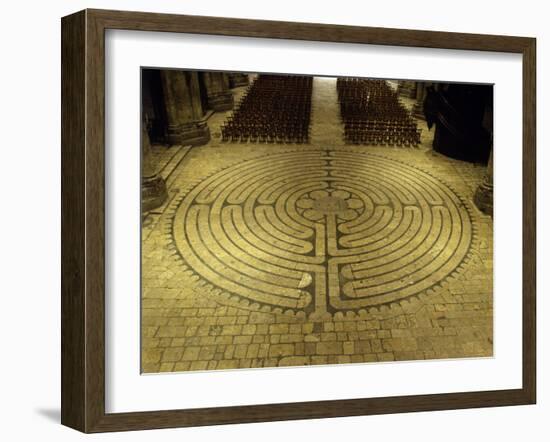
[61,8,536,433]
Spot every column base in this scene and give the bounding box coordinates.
[207,92,234,112]
[166,121,211,146]
[228,74,249,88]
[398,82,417,99]
[474,182,493,216]
[412,101,425,120]
[142,174,168,212]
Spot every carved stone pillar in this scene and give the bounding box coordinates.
[397,80,417,99]
[397,80,406,96]
[474,149,493,216]
[228,73,249,88]
[160,70,210,146]
[412,82,428,120]
[203,72,234,111]
[410,81,418,98]
[142,124,168,212]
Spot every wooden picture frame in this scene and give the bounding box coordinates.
[61,8,536,433]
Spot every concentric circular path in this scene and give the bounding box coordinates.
[170,150,473,319]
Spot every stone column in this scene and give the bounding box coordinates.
[141,123,168,212]
[412,82,428,120]
[228,73,249,88]
[398,80,417,99]
[410,81,418,99]
[397,80,406,96]
[203,72,234,111]
[160,70,210,146]
[474,148,493,216]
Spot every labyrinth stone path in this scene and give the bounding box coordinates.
[167,149,475,321]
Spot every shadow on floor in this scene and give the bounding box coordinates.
[35,408,60,423]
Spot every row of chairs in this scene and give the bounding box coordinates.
[337,78,421,147]
[221,75,312,144]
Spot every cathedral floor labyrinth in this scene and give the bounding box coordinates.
[167,150,475,320]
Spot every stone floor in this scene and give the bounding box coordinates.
[141,77,493,373]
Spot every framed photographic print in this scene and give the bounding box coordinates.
[61,9,536,433]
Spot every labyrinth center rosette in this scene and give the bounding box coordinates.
[170,150,473,318]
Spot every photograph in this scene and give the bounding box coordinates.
[140,70,494,373]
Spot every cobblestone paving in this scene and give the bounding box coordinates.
[141,79,493,373]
